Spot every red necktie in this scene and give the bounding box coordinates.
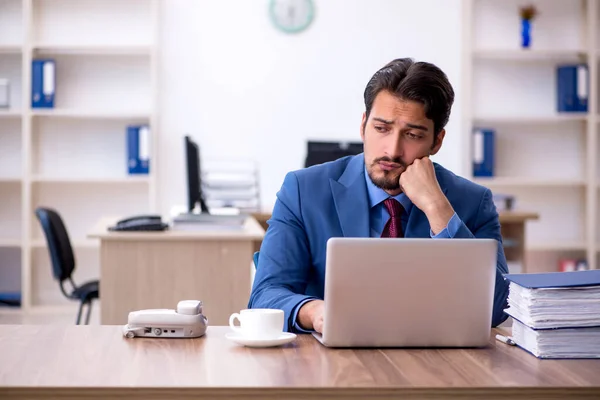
[381,198,404,238]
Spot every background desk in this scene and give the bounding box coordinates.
[252,211,540,272]
[1,325,600,399]
[88,217,264,325]
[498,211,539,273]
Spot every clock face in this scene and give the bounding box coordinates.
[269,0,315,34]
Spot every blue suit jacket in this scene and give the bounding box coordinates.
[248,154,509,331]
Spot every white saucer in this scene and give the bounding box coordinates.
[225,332,297,348]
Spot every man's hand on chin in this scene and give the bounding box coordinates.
[399,157,455,235]
[298,300,324,333]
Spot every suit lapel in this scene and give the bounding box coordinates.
[330,154,370,238]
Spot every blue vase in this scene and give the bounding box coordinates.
[521,18,531,48]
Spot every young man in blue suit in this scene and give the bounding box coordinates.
[248,58,509,333]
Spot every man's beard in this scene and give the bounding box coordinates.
[367,157,407,191]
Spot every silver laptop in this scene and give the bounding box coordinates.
[312,237,498,348]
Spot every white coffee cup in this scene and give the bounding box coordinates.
[229,308,284,339]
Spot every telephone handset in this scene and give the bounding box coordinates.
[109,214,168,232]
[118,214,161,225]
[122,300,208,338]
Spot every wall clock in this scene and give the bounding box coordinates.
[269,0,315,34]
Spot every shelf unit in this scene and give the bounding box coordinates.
[0,0,160,314]
[0,109,22,117]
[30,176,152,184]
[0,46,21,54]
[472,48,587,61]
[32,44,152,56]
[31,109,152,119]
[472,177,587,188]
[473,114,588,124]
[463,0,597,272]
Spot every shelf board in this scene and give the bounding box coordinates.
[0,239,21,247]
[0,177,21,183]
[473,177,586,188]
[31,109,151,120]
[473,49,586,61]
[473,114,588,125]
[0,307,22,315]
[32,44,151,56]
[31,176,150,184]
[528,242,587,252]
[32,238,98,249]
[0,109,23,118]
[0,45,21,54]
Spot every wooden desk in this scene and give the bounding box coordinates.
[88,217,264,326]
[1,325,599,399]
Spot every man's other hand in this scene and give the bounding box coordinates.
[297,300,324,333]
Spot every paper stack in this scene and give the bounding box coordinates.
[171,212,248,231]
[503,270,600,358]
[201,160,261,213]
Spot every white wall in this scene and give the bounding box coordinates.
[158,0,463,215]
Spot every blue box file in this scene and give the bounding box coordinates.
[32,59,55,108]
[127,125,150,175]
[557,64,588,113]
[472,128,495,177]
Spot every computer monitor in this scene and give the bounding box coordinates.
[185,135,210,214]
[304,140,363,167]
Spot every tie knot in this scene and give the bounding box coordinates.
[383,198,404,218]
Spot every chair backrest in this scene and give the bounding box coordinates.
[305,140,363,168]
[34,207,76,282]
[253,251,259,269]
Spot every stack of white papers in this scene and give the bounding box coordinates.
[201,160,261,213]
[503,270,600,358]
[170,213,247,231]
[512,320,600,359]
[505,284,600,329]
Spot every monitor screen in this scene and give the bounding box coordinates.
[304,140,363,167]
[185,135,209,214]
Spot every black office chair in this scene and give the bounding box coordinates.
[34,207,99,325]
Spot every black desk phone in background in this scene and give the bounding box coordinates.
[108,215,169,232]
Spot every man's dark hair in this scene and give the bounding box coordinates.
[363,58,455,137]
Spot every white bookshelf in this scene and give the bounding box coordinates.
[33,45,152,56]
[528,241,588,252]
[0,0,22,48]
[463,0,597,273]
[0,109,22,117]
[30,176,151,184]
[31,109,152,119]
[473,49,586,61]
[473,114,588,125]
[0,239,21,247]
[472,178,587,188]
[0,0,160,314]
[0,46,21,55]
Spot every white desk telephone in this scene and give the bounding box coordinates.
[122,300,208,339]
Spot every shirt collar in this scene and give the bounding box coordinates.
[364,165,413,213]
